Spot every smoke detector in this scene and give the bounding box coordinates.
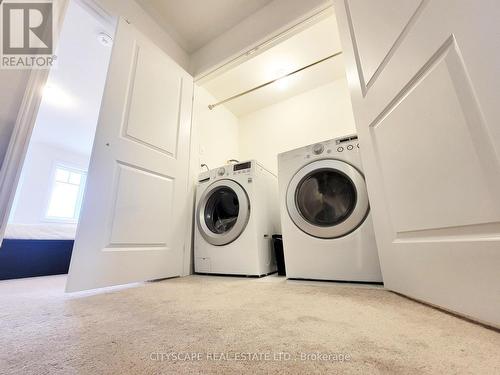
[97,32,113,47]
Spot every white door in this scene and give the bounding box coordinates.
[334,0,500,327]
[66,19,193,292]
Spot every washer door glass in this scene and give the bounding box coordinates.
[197,179,250,246]
[296,170,356,227]
[205,187,239,234]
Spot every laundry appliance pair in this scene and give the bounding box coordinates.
[194,135,382,282]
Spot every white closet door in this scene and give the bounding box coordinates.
[66,19,193,292]
[334,0,500,327]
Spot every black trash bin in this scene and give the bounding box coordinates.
[272,235,286,276]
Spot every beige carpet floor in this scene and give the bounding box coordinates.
[0,274,498,375]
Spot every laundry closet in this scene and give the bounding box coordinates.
[188,10,383,281]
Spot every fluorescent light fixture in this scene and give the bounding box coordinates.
[42,84,75,108]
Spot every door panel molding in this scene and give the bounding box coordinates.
[345,0,427,95]
[371,36,500,235]
[368,36,455,130]
[107,162,174,247]
[394,221,500,243]
[120,41,183,158]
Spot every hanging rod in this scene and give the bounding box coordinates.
[208,51,343,110]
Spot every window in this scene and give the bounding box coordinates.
[46,166,87,222]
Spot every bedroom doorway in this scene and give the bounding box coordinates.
[0,0,116,280]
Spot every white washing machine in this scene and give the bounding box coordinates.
[278,135,382,282]
[194,160,280,276]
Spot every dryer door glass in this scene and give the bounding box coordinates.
[286,159,369,239]
[204,187,239,234]
[296,170,356,227]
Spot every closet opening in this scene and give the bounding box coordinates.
[192,7,356,177]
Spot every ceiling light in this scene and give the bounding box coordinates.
[275,75,291,90]
[272,67,295,91]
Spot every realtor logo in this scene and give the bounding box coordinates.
[1,0,57,69]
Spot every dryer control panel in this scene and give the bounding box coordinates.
[334,135,359,153]
[307,136,359,158]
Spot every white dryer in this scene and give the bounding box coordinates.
[194,160,280,276]
[278,135,382,282]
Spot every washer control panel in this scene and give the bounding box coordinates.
[232,161,252,175]
[199,161,255,183]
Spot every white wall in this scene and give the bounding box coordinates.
[192,86,240,172]
[238,78,356,174]
[9,142,89,225]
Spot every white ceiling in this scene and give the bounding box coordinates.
[201,14,345,116]
[30,0,114,157]
[135,0,274,53]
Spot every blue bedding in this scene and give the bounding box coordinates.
[0,239,73,280]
